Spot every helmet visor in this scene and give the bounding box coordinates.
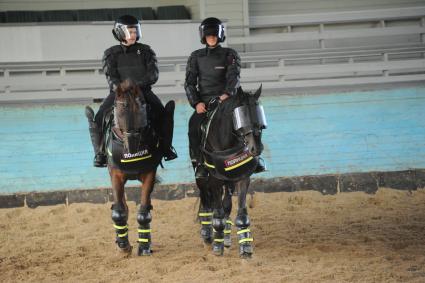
[119,23,142,40]
[200,23,225,38]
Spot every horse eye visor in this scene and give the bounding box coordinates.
[232,105,267,132]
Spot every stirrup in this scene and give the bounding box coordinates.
[163,146,178,161]
[254,157,266,173]
[195,164,208,179]
[94,153,107,167]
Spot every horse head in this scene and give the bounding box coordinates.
[113,79,148,154]
[232,85,267,157]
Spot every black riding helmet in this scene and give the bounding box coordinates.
[112,15,142,43]
[199,17,226,44]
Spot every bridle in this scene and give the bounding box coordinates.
[113,94,148,153]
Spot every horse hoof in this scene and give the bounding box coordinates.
[138,247,152,256]
[239,244,253,258]
[203,237,213,245]
[213,243,224,256]
[118,244,133,255]
[200,227,213,244]
[240,251,252,259]
[224,237,231,248]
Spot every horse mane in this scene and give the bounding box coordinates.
[207,88,246,150]
[216,88,244,114]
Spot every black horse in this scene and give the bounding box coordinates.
[85,80,171,256]
[196,86,266,257]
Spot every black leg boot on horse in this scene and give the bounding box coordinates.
[212,208,226,256]
[85,106,107,167]
[235,207,253,258]
[223,183,234,248]
[111,203,132,253]
[198,208,213,244]
[137,204,153,256]
[160,101,178,161]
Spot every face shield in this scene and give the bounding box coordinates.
[115,22,142,42]
[199,23,225,44]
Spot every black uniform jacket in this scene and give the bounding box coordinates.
[102,43,159,94]
[184,45,241,108]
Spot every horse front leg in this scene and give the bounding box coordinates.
[235,178,253,258]
[223,182,234,248]
[196,178,213,244]
[109,168,132,253]
[211,179,226,256]
[136,170,156,256]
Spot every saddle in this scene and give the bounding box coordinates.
[200,103,258,181]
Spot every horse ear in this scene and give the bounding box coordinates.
[237,86,243,96]
[254,84,262,99]
[115,84,123,97]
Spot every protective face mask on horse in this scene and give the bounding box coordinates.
[126,102,148,153]
[232,104,267,135]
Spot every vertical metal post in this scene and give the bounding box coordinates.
[319,24,325,49]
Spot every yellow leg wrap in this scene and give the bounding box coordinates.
[113,224,128,230]
[117,231,128,238]
[237,229,251,235]
[239,238,253,244]
[138,238,149,243]
[214,239,224,243]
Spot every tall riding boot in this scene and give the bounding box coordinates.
[85,106,107,167]
[254,157,267,173]
[160,101,178,161]
[190,147,208,179]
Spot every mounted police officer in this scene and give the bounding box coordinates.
[86,15,177,167]
[185,17,266,179]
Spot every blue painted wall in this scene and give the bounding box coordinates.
[1,87,425,194]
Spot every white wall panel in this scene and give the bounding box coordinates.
[249,0,425,16]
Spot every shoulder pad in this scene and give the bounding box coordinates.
[136,43,156,55]
[104,45,122,57]
[195,48,207,56]
[224,48,239,57]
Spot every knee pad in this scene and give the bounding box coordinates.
[137,205,152,226]
[212,208,225,231]
[111,204,128,225]
[212,218,226,231]
[235,210,251,228]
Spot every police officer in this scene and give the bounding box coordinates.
[185,17,265,179]
[86,15,177,167]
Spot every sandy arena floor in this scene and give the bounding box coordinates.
[1,188,425,282]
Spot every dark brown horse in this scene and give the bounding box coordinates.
[196,86,266,258]
[86,80,164,256]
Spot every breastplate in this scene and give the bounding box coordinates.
[197,52,227,96]
[116,51,146,85]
